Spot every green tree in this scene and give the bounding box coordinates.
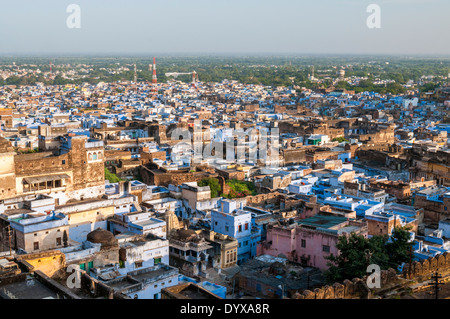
[385,226,414,268]
[324,233,389,282]
[225,179,257,198]
[324,227,413,283]
[198,178,221,198]
[104,167,123,183]
[332,137,349,143]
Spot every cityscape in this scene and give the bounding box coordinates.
[0,1,449,306]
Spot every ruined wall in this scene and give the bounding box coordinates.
[140,165,217,187]
[370,181,411,200]
[306,151,338,163]
[245,192,283,207]
[216,169,245,181]
[16,251,66,278]
[140,151,166,164]
[80,271,130,299]
[278,121,306,135]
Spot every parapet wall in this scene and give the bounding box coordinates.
[292,252,450,299]
[292,268,398,299]
[401,252,450,281]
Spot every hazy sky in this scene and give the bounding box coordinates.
[0,0,449,55]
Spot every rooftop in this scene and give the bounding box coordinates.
[296,215,348,230]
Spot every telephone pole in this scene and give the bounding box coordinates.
[408,246,413,279]
[6,225,12,256]
[307,271,310,290]
[431,271,443,300]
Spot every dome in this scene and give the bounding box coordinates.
[87,228,118,249]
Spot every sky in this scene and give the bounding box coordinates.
[0,0,449,56]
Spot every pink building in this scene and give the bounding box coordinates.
[258,215,367,270]
[257,224,296,260]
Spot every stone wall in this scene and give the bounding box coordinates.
[292,253,450,299]
[15,152,70,176]
[16,250,66,278]
[291,270,398,299]
[401,253,450,281]
[245,192,282,207]
[140,164,218,187]
[414,194,447,223]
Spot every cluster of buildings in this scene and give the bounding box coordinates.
[0,61,449,299]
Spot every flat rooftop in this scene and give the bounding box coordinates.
[129,265,178,284]
[0,277,59,299]
[131,218,164,228]
[106,277,138,291]
[163,283,220,299]
[297,215,348,229]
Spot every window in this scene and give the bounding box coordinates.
[225,226,229,232]
[154,257,161,265]
[301,239,306,248]
[154,293,159,299]
[135,261,143,268]
[238,225,242,232]
[33,242,39,250]
[245,223,249,230]
[322,245,330,253]
[62,160,66,165]
[56,237,62,246]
